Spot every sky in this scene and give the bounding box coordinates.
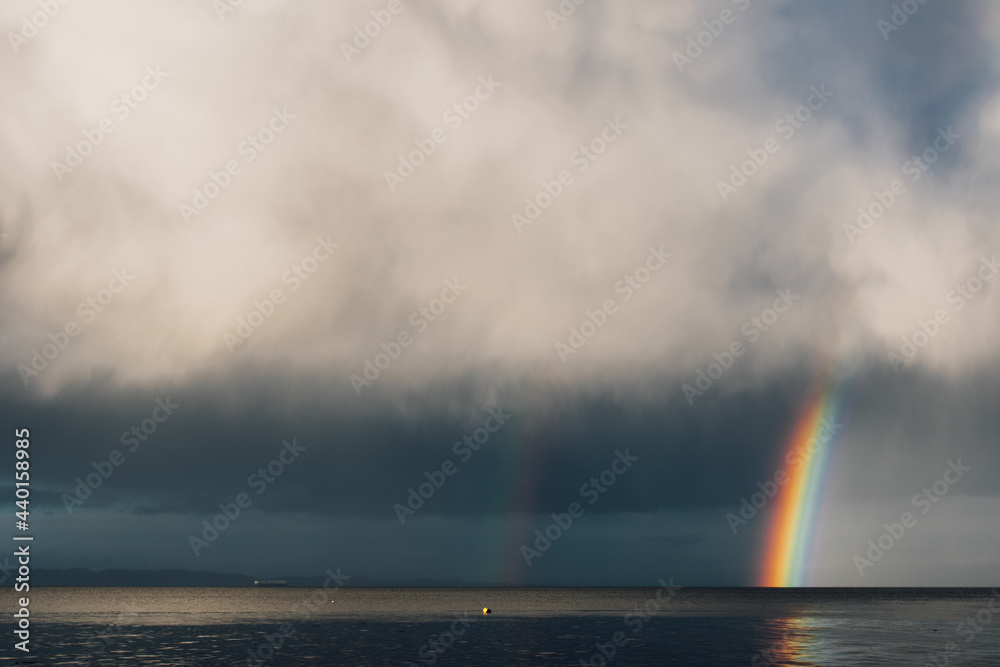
[1,0,998,586]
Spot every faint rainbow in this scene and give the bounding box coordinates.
[483,412,550,584]
[759,376,845,587]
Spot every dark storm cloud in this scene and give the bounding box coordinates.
[6,362,997,521]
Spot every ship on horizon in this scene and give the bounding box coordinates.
[253,579,288,587]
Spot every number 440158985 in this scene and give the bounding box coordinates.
[15,428,29,524]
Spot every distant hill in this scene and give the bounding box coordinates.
[34,568,253,587]
[33,568,469,587]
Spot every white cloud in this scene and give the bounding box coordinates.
[1,0,998,396]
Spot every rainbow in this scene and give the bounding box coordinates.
[760,378,845,587]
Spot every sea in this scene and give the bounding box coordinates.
[2,587,999,665]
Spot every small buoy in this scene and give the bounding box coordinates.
[483,607,491,614]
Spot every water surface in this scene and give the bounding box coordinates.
[3,587,998,665]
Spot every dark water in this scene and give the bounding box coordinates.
[3,587,999,665]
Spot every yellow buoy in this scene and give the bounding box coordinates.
[483,607,491,614]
